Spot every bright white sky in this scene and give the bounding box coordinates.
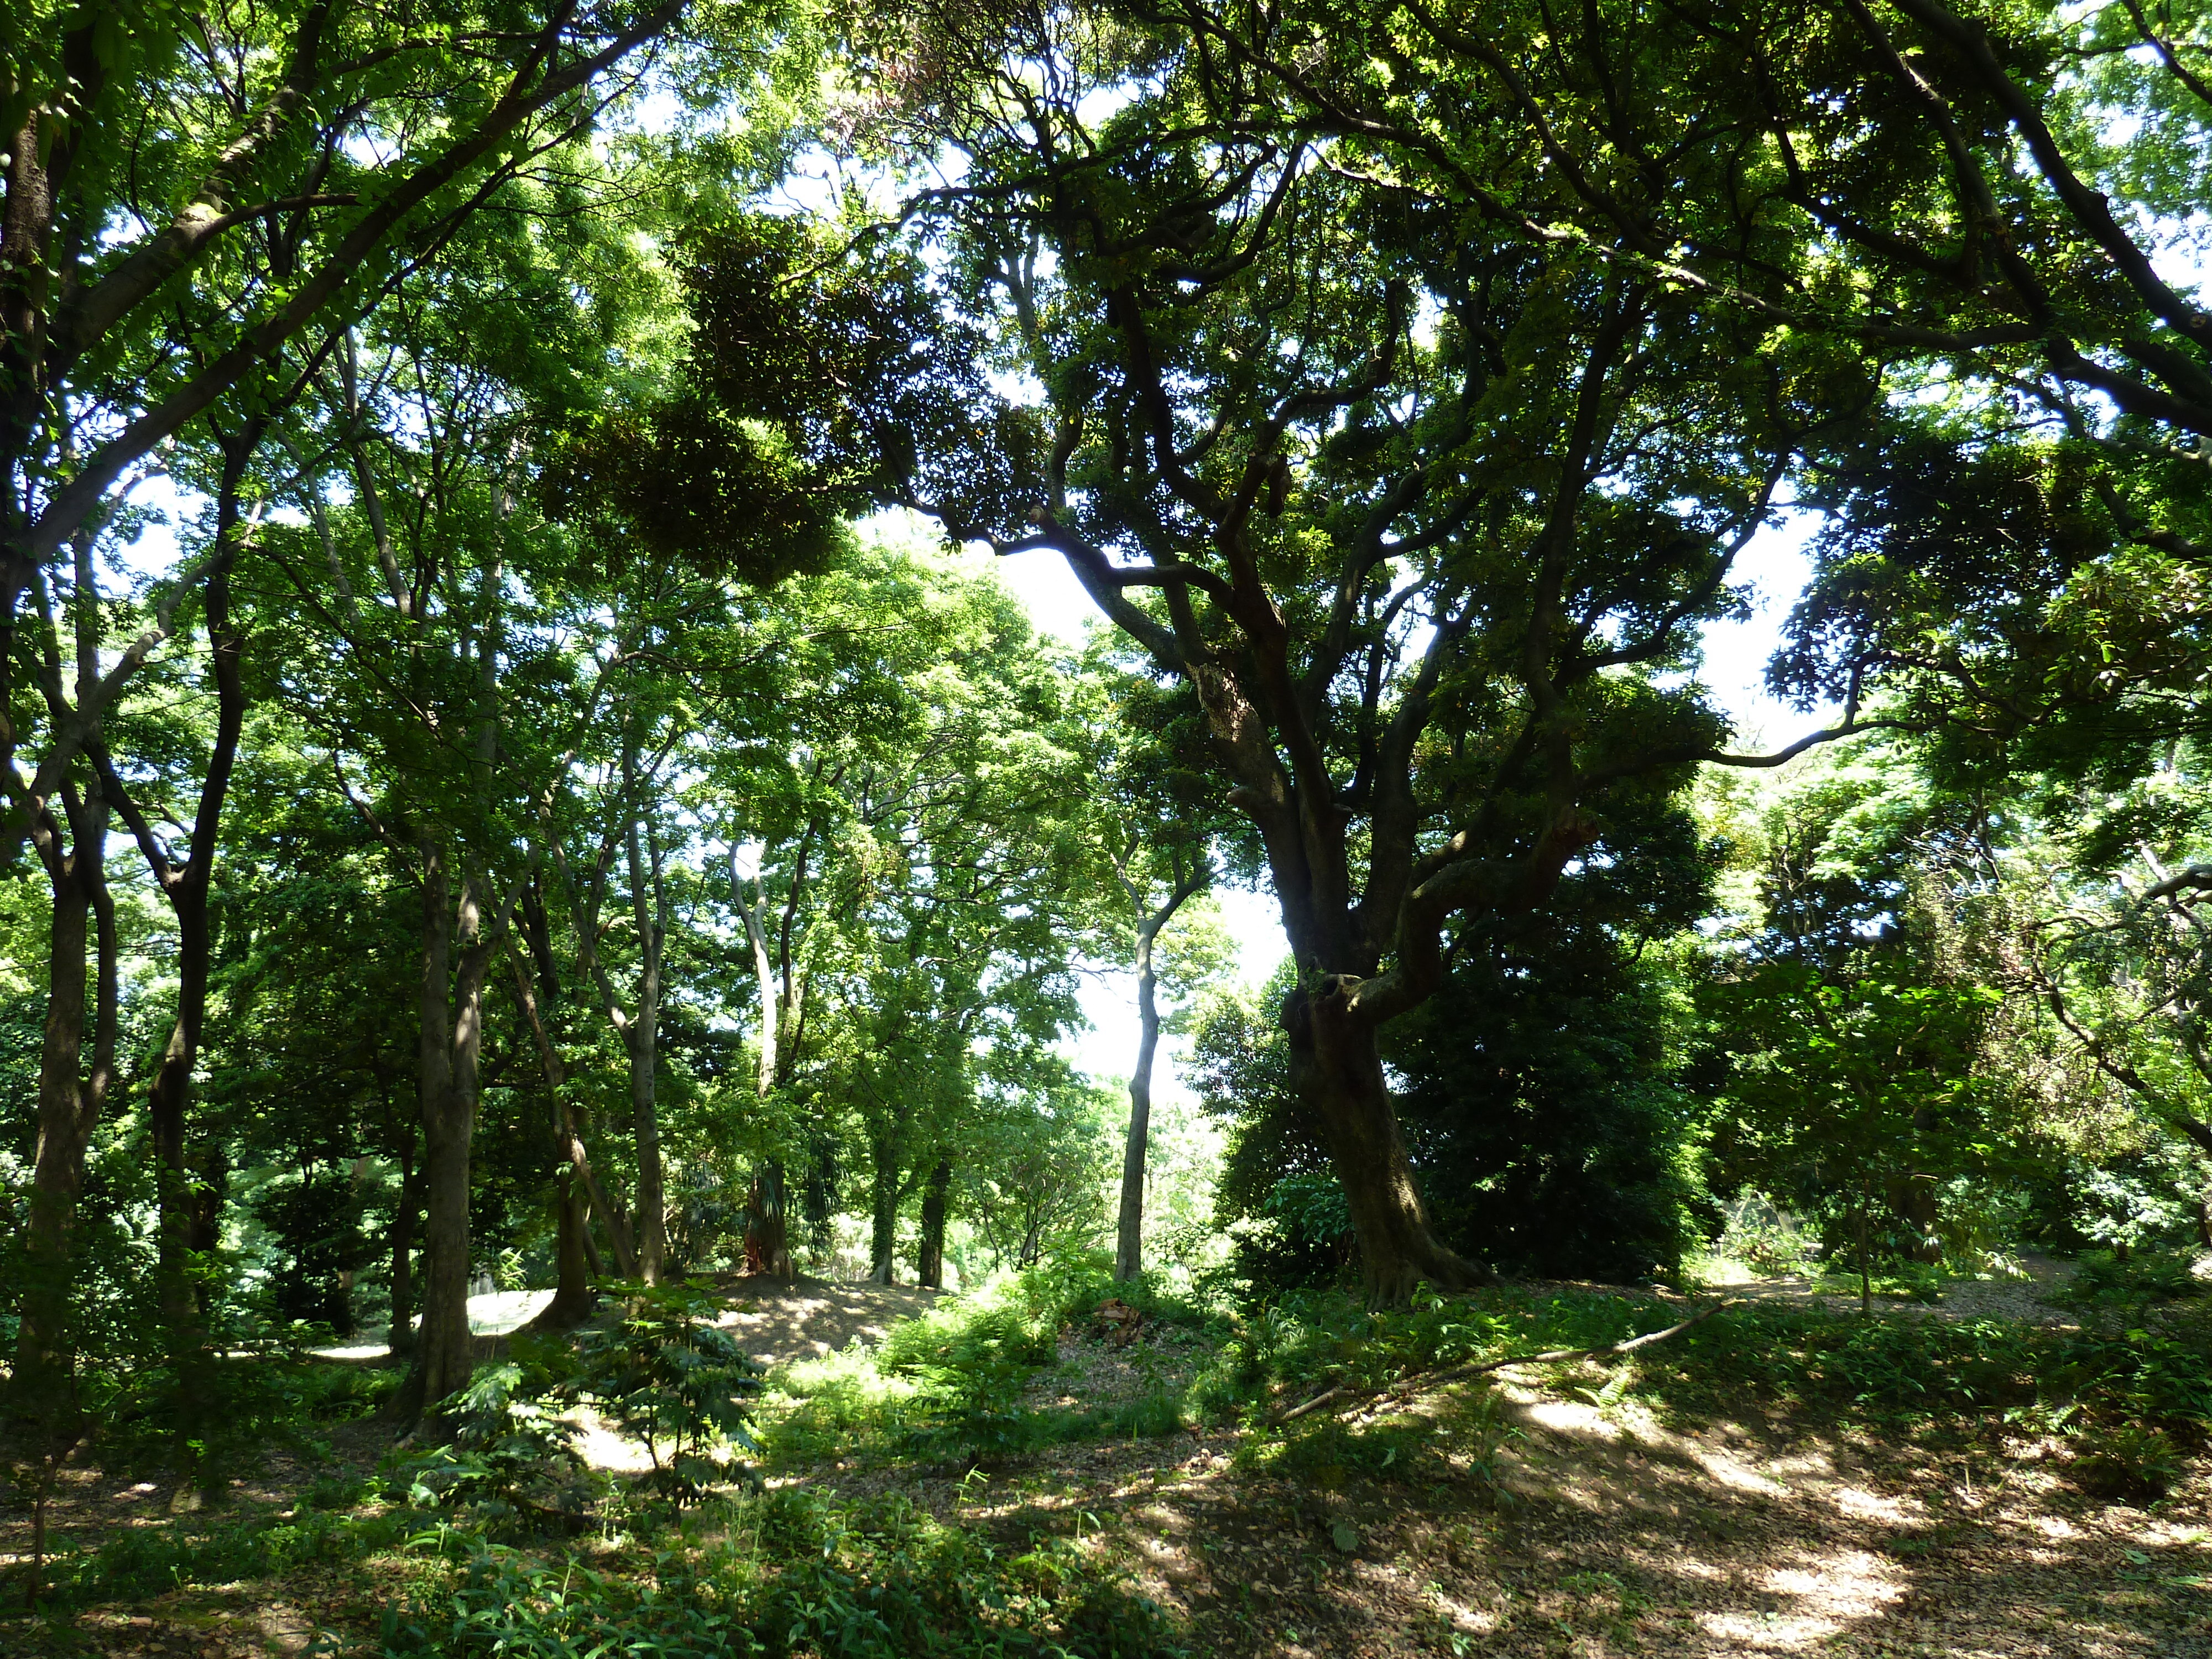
[972,513,1836,1103]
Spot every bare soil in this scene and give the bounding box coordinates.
[792,1326,2212,1658]
[9,1277,2211,1657]
[706,1271,941,1364]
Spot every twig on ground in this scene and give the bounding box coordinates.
[1272,1298,1747,1426]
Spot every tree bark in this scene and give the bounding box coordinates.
[1112,854,1206,1283]
[397,841,505,1428]
[869,1149,900,1285]
[1115,933,1162,1284]
[624,807,667,1283]
[7,788,117,1436]
[508,944,601,1328]
[541,1170,596,1326]
[1285,979,1486,1306]
[101,420,258,1486]
[917,1159,951,1289]
[388,1139,421,1358]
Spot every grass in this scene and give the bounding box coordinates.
[17,1255,2212,1654]
[760,1259,2212,1485]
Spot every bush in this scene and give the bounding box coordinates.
[577,1280,763,1505]
[379,1490,1187,1658]
[2060,1249,2208,1308]
[2072,1423,2187,1503]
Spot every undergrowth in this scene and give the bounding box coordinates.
[17,1259,2212,1650]
[379,1488,1186,1659]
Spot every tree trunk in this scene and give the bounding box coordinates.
[870,1154,900,1285]
[1857,1196,1872,1316]
[624,801,668,1283]
[1285,979,1486,1305]
[538,1169,597,1328]
[1115,928,1164,1282]
[917,1159,951,1289]
[124,424,254,1488]
[388,1140,421,1357]
[509,945,602,1328]
[628,1019,664,1282]
[397,843,503,1428]
[7,796,117,1434]
[745,1161,793,1279]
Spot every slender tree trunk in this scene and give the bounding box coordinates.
[628,1019,664,1282]
[1116,928,1163,1282]
[7,797,117,1435]
[917,1159,951,1289]
[1110,858,1205,1283]
[625,811,668,1283]
[1857,1196,1872,1316]
[733,853,795,1279]
[1285,979,1486,1305]
[388,1139,421,1357]
[121,424,255,1488]
[509,945,601,1327]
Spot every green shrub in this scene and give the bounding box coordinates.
[2060,1249,2208,1308]
[378,1490,1187,1658]
[393,1357,598,1530]
[2071,1423,2187,1503]
[577,1280,763,1505]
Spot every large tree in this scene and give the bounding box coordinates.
[686,8,1866,1297]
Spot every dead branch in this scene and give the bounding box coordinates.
[1272,1298,1747,1426]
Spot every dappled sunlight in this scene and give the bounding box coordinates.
[712,1275,939,1365]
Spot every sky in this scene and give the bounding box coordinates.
[971,514,1837,1105]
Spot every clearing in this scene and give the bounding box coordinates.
[4,1266,2208,1658]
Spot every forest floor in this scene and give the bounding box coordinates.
[1697,1250,2084,1326]
[5,1262,2210,1658]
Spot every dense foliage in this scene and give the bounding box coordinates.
[10,0,2212,1646]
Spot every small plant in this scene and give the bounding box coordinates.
[394,1354,597,1528]
[1715,1193,1820,1277]
[2071,1423,2187,1504]
[577,1280,762,1504]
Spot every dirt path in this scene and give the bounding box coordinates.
[1698,1253,2084,1326]
[705,1273,940,1366]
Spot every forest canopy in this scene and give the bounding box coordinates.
[9,0,2212,1589]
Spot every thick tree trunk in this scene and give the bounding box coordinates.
[1115,930,1163,1282]
[869,1154,900,1285]
[1285,979,1486,1305]
[8,805,116,1433]
[745,1161,793,1279]
[537,1170,597,1328]
[917,1159,951,1289]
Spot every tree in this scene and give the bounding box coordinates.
[3,0,700,865]
[1697,751,2010,1303]
[1077,654,1229,1282]
[688,8,1866,1297]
